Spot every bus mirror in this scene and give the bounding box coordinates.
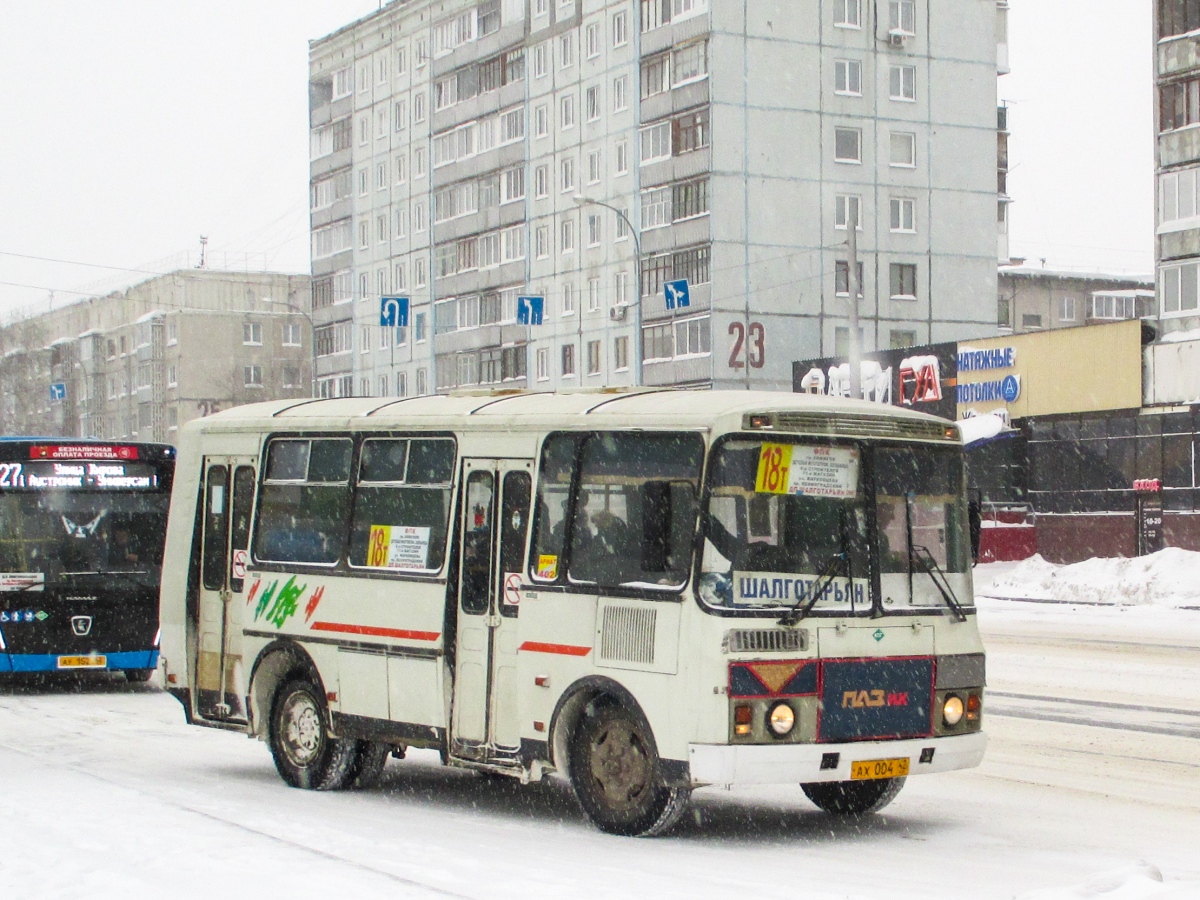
[641,481,671,573]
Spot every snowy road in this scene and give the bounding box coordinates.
[2,600,1199,898]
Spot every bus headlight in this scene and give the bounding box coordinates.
[768,702,795,736]
[942,694,965,727]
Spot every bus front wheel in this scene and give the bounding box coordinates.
[268,677,358,791]
[568,701,690,837]
[802,777,905,816]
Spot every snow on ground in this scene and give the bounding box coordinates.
[975,549,1200,609]
[2,559,1200,897]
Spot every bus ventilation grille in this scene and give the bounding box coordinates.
[771,413,952,442]
[599,606,656,665]
[723,628,808,654]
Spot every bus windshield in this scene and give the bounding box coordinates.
[0,491,169,589]
[699,438,971,615]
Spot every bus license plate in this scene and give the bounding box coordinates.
[850,757,910,780]
[57,655,106,669]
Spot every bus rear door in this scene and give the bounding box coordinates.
[194,458,257,722]
[451,459,533,765]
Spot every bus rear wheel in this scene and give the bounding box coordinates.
[568,701,690,837]
[124,669,154,683]
[268,677,358,791]
[802,777,905,816]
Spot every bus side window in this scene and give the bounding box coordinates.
[253,438,353,566]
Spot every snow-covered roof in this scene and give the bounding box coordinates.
[134,310,165,324]
[999,267,1154,286]
[1158,327,1200,344]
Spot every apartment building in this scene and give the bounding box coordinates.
[997,267,1155,335]
[1156,2,1200,338]
[308,0,1004,396]
[0,270,312,441]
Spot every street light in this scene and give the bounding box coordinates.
[573,194,642,386]
[261,297,317,398]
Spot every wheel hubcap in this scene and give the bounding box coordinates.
[280,690,323,767]
[589,719,652,811]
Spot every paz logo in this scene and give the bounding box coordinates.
[873,629,885,642]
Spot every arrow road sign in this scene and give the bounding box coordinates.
[664,279,690,310]
[380,296,410,328]
[517,296,545,325]
[49,383,66,401]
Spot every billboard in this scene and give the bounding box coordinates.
[792,342,959,421]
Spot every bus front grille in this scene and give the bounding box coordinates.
[723,628,808,654]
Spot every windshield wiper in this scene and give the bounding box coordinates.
[909,545,967,623]
[779,552,846,627]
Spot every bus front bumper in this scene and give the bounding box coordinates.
[687,732,987,787]
[0,650,158,674]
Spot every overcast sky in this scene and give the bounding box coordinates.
[0,0,1154,319]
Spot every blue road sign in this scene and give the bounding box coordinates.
[517,296,545,326]
[664,279,690,310]
[49,383,66,401]
[380,296,410,328]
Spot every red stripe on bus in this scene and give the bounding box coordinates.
[310,622,441,642]
[518,641,592,657]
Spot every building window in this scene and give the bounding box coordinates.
[613,10,629,46]
[642,51,670,98]
[586,85,601,121]
[673,176,709,221]
[673,108,709,154]
[613,75,629,112]
[562,343,577,376]
[834,127,861,163]
[560,33,574,68]
[587,215,602,247]
[889,0,916,35]
[563,281,576,314]
[614,335,629,371]
[890,262,918,299]
[1160,1,1200,39]
[282,322,302,346]
[889,65,916,102]
[502,166,526,203]
[586,22,600,58]
[535,103,549,137]
[535,165,549,198]
[834,59,862,96]
[615,140,629,174]
[586,340,602,375]
[243,322,262,345]
[536,225,550,258]
[1059,296,1077,322]
[890,330,916,349]
[282,367,301,389]
[835,0,861,27]
[890,131,916,167]
[396,371,408,397]
[561,94,576,130]
[1021,313,1043,330]
[889,197,916,232]
[834,194,863,230]
[642,314,711,362]
[640,121,671,164]
[167,366,178,387]
[587,150,602,184]
[536,347,550,381]
[642,186,670,229]
[1160,166,1200,226]
[244,365,263,388]
[835,261,865,297]
[561,157,576,192]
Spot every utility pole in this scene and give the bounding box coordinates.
[847,206,861,400]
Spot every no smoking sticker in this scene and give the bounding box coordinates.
[503,572,522,607]
[232,549,248,580]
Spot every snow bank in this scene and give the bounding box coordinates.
[1018,862,1200,899]
[977,548,1200,608]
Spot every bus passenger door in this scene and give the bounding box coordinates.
[195,458,256,722]
[451,459,533,763]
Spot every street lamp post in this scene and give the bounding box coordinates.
[573,194,642,386]
[262,297,317,398]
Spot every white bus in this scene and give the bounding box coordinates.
[159,389,986,836]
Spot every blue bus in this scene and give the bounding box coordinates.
[0,439,175,679]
